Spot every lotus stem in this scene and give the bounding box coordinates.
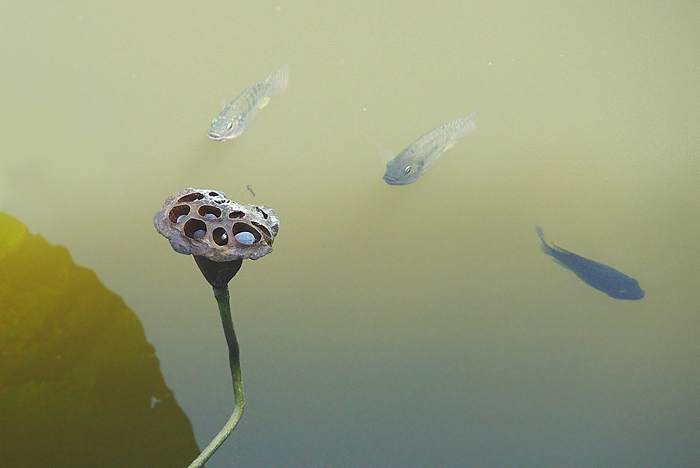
[187,285,244,468]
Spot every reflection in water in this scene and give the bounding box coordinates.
[0,212,199,468]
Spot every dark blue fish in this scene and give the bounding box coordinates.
[535,226,644,300]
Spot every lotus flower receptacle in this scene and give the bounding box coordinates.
[154,188,279,262]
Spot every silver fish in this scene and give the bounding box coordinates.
[381,113,478,185]
[208,64,290,141]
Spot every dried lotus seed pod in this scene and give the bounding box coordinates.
[154,188,279,261]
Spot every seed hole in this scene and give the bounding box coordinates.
[199,205,221,219]
[213,227,229,246]
[184,219,207,239]
[232,222,262,244]
[169,205,190,223]
[229,211,245,219]
[178,192,205,203]
[251,222,272,244]
[254,207,269,219]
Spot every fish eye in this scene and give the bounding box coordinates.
[404,166,412,174]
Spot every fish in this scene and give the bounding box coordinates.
[382,112,478,185]
[246,185,256,197]
[535,226,645,300]
[207,64,290,141]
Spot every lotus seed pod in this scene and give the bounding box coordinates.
[154,188,279,261]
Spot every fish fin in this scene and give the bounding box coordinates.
[234,109,258,137]
[239,100,270,136]
[374,140,396,164]
[535,226,571,256]
[231,124,245,138]
[268,64,290,95]
[257,96,270,109]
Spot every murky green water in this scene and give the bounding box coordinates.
[2,1,699,467]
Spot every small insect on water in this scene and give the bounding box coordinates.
[208,64,290,141]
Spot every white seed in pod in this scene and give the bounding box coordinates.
[234,231,255,245]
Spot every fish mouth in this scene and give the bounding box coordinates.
[207,132,225,141]
[382,175,405,185]
[627,289,645,300]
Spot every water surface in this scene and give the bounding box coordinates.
[1,1,699,467]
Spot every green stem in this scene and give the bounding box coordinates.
[187,285,244,468]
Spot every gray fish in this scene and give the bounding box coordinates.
[382,112,477,185]
[535,226,644,300]
[208,64,289,141]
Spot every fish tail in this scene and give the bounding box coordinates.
[452,111,479,139]
[268,64,290,95]
[535,225,545,241]
[535,226,553,255]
